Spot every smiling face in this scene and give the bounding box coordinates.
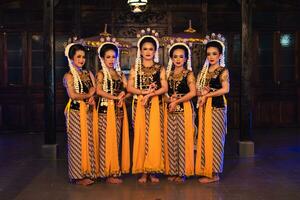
[206,47,222,66]
[141,42,155,61]
[103,49,117,68]
[72,50,86,68]
[171,48,186,68]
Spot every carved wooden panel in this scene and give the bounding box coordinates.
[113,10,168,38]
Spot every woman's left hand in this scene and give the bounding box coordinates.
[199,95,208,107]
[117,98,124,108]
[142,94,151,106]
[117,92,126,107]
[168,101,177,112]
[117,91,126,100]
[88,96,95,106]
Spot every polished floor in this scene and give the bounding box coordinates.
[0,128,299,200]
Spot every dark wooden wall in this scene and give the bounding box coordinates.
[0,0,300,132]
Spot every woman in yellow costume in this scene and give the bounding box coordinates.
[195,33,230,183]
[127,28,168,183]
[63,43,98,186]
[164,42,196,183]
[95,38,130,184]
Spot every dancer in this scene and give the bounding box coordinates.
[164,42,196,183]
[127,28,168,183]
[195,33,230,183]
[96,38,130,184]
[63,43,98,186]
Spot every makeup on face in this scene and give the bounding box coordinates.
[72,50,86,68]
[103,49,117,68]
[172,49,186,68]
[206,47,221,66]
[141,42,155,60]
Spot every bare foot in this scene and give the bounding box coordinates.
[106,177,123,184]
[138,174,147,183]
[198,175,220,184]
[167,176,176,181]
[175,176,185,183]
[149,175,159,183]
[75,178,94,186]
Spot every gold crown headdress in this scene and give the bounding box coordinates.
[203,33,226,67]
[97,36,121,94]
[134,28,160,89]
[166,38,193,78]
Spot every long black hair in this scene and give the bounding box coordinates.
[205,41,223,54]
[99,43,118,58]
[170,45,189,59]
[139,36,157,50]
[68,44,86,59]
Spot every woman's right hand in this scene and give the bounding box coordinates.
[141,83,156,95]
[197,86,210,97]
[170,93,177,102]
[201,86,210,96]
[199,95,208,107]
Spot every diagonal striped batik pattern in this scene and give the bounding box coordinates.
[66,109,97,180]
[199,107,227,173]
[167,113,186,176]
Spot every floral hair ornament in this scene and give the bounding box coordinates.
[166,37,193,78]
[97,36,121,94]
[203,33,226,67]
[64,43,84,93]
[134,28,160,88]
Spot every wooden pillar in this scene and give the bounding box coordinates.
[201,0,208,35]
[239,0,254,157]
[43,0,56,150]
[273,31,280,84]
[296,32,300,125]
[3,31,8,86]
[0,28,5,87]
[295,32,300,81]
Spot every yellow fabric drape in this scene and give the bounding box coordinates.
[183,101,195,176]
[144,96,164,172]
[64,99,72,133]
[223,95,227,106]
[105,100,120,176]
[163,102,170,174]
[195,97,213,178]
[79,101,92,174]
[121,103,130,173]
[132,95,146,173]
[92,105,100,176]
